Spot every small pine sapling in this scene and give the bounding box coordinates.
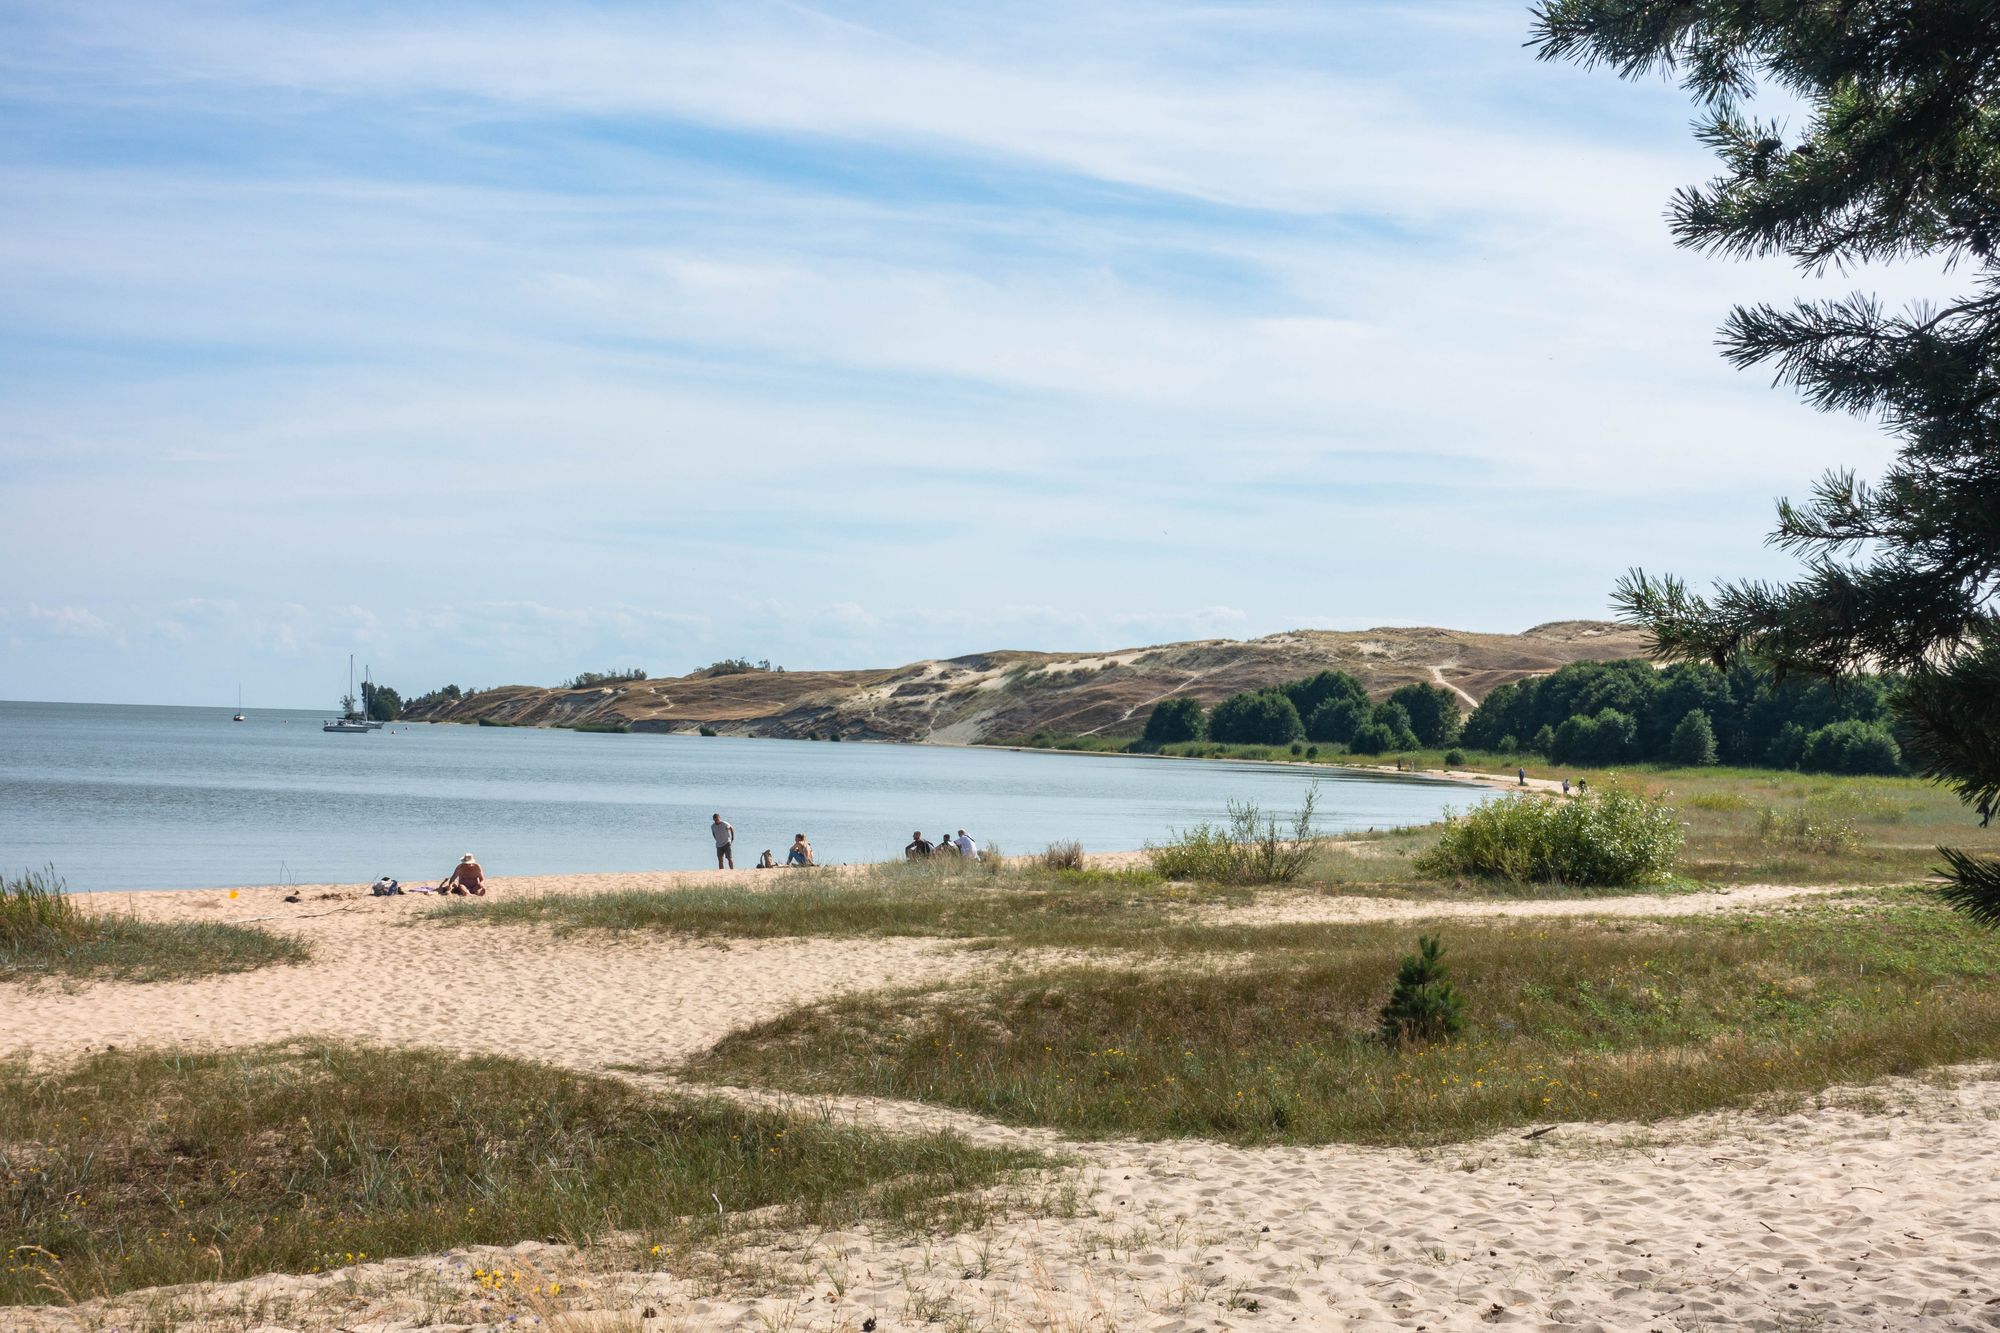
[1379,934,1465,1049]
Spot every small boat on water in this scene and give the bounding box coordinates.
[325,656,374,735]
[232,685,246,723]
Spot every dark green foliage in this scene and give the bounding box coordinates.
[1378,935,1465,1049]
[1767,722,1809,769]
[404,684,461,713]
[360,680,402,722]
[566,668,649,689]
[1463,657,1900,769]
[1209,691,1305,745]
[1305,696,1367,744]
[698,724,718,737]
[1669,709,1719,766]
[1444,748,1467,767]
[1938,848,2000,927]
[699,658,783,678]
[1533,0,2000,917]
[1802,720,1904,776]
[1386,683,1463,747]
[1282,670,1369,722]
[1347,720,1396,755]
[1551,707,1636,765]
[1143,696,1207,745]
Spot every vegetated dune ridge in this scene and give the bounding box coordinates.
[405,620,1650,742]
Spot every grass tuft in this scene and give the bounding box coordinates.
[2,867,308,985]
[0,1042,1044,1306]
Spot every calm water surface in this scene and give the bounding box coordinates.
[0,701,1490,890]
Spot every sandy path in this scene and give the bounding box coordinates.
[1205,881,1866,927]
[1,881,987,1071]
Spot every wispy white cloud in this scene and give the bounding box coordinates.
[0,0,1918,704]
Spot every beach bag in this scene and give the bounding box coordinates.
[371,876,402,896]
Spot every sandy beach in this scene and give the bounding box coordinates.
[7,863,1999,1331]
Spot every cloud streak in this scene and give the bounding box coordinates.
[0,0,1916,704]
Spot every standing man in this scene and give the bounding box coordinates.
[954,828,978,860]
[710,812,736,869]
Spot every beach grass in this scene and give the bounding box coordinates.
[424,860,1255,948]
[0,1042,1046,1306]
[1,867,309,985]
[684,893,2000,1147]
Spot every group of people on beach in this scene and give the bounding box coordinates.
[707,813,983,868]
[710,814,816,870]
[906,828,980,861]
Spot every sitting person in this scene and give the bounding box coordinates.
[756,848,777,869]
[442,853,486,896]
[905,830,933,859]
[932,833,960,857]
[786,833,815,867]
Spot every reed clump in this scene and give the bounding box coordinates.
[1,867,308,985]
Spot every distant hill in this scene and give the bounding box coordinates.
[402,621,1653,743]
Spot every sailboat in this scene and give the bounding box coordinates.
[324,656,373,733]
[232,685,246,723]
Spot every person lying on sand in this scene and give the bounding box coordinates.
[905,831,933,859]
[441,853,486,896]
[786,833,815,867]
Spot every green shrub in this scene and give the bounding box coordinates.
[1306,697,1366,743]
[1552,708,1637,764]
[1532,723,1556,755]
[1347,721,1394,754]
[1289,741,1304,756]
[1149,789,1324,884]
[1669,709,1719,766]
[1801,720,1904,775]
[1378,935,1465,1049]
[1142,697,1206,745]
[1209,691,1305,745]
[1305,745,1320,759]
[1415,789,1682,886]
[1766,721,1809,769]
[1444,749,1467,767]
[1385,683,1463,747]
[698,724,718,737]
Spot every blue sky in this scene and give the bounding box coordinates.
[0,0,1921,706]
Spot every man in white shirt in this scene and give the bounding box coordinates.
[710,813,735,869]
[954,829,977,860]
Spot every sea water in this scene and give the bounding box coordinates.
[0,701,1491,890]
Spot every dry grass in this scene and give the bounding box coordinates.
[685,893,2000,1146]
[2,867,308,985]
[0,1043,1045,1307]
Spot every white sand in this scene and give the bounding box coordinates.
[6,871,1998,1331]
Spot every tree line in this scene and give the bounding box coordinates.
[1463,659,1904,774]
[1142,658,1908,776]
[1143,672,1464,754]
